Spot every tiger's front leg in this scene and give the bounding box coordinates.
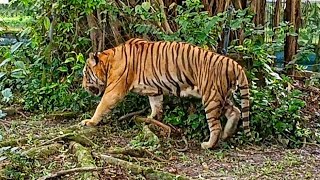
[81,83,127,127]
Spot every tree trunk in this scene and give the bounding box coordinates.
[284,0,301,75]
[273,0,281,27]
[87,13,103,52]
[251,0,266,26]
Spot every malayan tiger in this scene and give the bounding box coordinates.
[81,38,250,149]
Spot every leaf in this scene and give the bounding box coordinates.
[44,16,51,30]
[14,61,26,69]
[0,110,7,118]
[1,88,13,103]
[141,2,151,11]
[77,53,85,64]
[0,72,5,79]
[64,57,75,64]
[11,42,24,54]
[58,66,68,72]
[0,58,11,67]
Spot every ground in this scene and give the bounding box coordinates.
[0,110,319,180]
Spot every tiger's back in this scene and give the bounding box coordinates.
[82,38,250,149]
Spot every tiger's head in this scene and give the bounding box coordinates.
[82,51,113,96]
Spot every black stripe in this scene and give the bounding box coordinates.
[239,85,249,90]
[242,116,249,121]
[182,71,194,87]
[241,93,249,97]
[242,106,250,112]
[225,58,230,90]
[176,44,183,83]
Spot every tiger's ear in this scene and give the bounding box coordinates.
[101,49,115,63]
[88,52,99,66]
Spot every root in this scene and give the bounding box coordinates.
[107,147,167,162]
[22,143,62,158]
[94,153,190,179]
[44,111,79,120]
[0,127,96,148]
[175,135,189,152]
[118,107,148,121]
[38,167,104,180]
[70,141,98,180]
[134,116,172,137]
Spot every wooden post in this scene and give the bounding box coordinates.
[284,0,301,75]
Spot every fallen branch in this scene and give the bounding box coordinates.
[118,107,148,121]
[39,133,74,146]
[37,167,104,180]
[22,143,62,158]
[70,141,98,180]
[0,127,97,148]
[134,116,172,137]
[94,153,190,180]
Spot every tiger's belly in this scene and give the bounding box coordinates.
[131,84,201,98]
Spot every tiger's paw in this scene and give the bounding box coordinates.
[80,119,98,127]
[201,142,212,149]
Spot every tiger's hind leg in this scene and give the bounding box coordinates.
[147,95,163,120]
[201,91,222,149]
[221,99,240,140]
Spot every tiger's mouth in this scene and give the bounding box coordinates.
[87,86,104,97]
[88,86,99,95]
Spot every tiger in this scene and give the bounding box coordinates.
[81,38,250,149]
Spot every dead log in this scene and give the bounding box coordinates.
[94,153,190,180]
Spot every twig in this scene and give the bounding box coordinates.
[118,107,148,121]
[16,110,28,118]
[175,135,188,152]
[0,121,9,132]
[37,167,104,180]
[143,148,168,162]
[39,133,75,146]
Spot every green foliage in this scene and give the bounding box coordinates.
[250,77,306,147]
[163,97,208,141]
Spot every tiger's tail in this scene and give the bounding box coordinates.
[237,68,250,135]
